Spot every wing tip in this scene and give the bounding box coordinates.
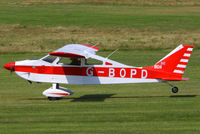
[81,44,100,51]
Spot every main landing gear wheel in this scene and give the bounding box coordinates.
[172,87,178,93]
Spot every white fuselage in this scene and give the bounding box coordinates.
[14,58,161,85]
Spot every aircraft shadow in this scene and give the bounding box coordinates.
[69,94,197,102]
[27,94,197,101]
[70,94,115,102]
[170,95,196,98]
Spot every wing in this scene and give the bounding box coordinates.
[50,44,128,66]
[49,44,99,59]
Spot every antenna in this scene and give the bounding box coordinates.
[92,42,98,48]
[84,42,99,52]
[106,49,119,59]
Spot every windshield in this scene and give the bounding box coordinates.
[41,55,57,63]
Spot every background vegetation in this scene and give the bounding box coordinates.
[0,0,200,52]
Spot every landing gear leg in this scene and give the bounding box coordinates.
[164,81,179,93]
[53,83,59,89]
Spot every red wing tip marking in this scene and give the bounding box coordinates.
[81,44,99,50]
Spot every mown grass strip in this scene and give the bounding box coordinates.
[0,5,200,30]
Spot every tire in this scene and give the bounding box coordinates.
[172,87,178,93]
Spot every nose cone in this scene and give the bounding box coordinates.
[4,62,15,71]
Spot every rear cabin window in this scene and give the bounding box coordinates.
[86,58,103,65]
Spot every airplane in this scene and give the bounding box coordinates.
[4,44,194,100]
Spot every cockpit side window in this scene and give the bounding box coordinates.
[58,57,81,66]
[42,56,57,63]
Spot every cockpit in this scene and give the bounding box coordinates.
[40,55,103,66]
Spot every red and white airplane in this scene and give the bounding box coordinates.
[4,44,194,100]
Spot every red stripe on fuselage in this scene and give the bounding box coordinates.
[15,66,83,75]
[14,65,181,79]
[15,66,146,78]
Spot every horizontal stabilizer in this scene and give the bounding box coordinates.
[160,77,189,81]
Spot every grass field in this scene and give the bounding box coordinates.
[0,0,200,134]
[0,50,200,134]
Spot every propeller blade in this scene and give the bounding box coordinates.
[11,66,15,72]
[10,66,15,75]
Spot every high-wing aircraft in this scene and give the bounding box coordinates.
[4,44,194,100]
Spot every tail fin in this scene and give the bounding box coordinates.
[153,44,194,77]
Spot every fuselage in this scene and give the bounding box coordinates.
[5,49,187,85]
[12,57,162,85]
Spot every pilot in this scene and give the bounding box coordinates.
[70,58,81,65]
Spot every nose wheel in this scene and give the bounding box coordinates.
[43,83,74,100]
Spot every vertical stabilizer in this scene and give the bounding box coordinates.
[153,44,194,76]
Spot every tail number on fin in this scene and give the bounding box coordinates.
[154,62,165,69]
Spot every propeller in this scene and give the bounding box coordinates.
[4,62,15,75]
[10,66,15,75]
